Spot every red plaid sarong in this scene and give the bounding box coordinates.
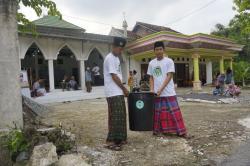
[153,96,186,135]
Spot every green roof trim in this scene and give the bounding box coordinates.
[32,16,85,31]
[127,31,238,47]
[132,47,237,60]
[190,33,237,43]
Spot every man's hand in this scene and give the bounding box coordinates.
[123,88,129,97]
[111,73,129,97]
[156,73,173,97]
[150,89,155,95]
[149,76,154,94]
[157,88,163,97]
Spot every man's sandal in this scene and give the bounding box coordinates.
[179,134,194,140]
[104,144,122,151]
[109,144,122,151]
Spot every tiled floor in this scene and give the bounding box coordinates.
[29,87,105,104]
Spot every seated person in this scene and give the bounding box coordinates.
[140,74,150,92]
[214,73,225,96]
[32,79,46,97]
[68,76,78,90]
[61,75,69,91]
[140,81,150,91]
[225,84,241,97]
[213,85,222,96]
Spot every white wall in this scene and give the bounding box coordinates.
[19,35,111,61]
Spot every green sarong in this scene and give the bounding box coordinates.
[106,95,127,143]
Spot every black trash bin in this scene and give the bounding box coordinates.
[128,92,155,131]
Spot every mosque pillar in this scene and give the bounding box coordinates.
[229,58,233,70]
[192,54,202,91]
[220,56,224,74]
[206,60,213,84]
[48,59,55,91]
[79,60,86,90]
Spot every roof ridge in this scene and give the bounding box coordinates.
[133,21,181,34]
[136,22,157,33]
[32,15,85,31]
[113,27,134,33]
[136,21,163,28]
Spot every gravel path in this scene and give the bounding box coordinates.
[42,90,250,165]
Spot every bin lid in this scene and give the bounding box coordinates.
[129,92,156,97]
[129,92,155,94]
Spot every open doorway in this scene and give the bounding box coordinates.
[85,48,104,86]
[174,63,190,87]
[21,43,49,90]
[53,46,79,89]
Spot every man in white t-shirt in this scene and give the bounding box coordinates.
[92,63,101,85]
[103,37,129,151]
[147,41,189,138]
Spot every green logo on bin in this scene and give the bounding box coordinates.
[136,100,144,109]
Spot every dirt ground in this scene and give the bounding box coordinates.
[41,89,250,166]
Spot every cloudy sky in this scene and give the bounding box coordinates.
[19,0,236,35]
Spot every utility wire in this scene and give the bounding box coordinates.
[62,14,122,28]
[164,0,219,26]
[63,0,219,30]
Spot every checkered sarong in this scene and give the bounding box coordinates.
[153,96,186,135]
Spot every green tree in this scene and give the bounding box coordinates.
[234,0,250,12]
[211,0,250,62]
[233,61,250,86]
[17,0,61,32]
[212,24,230,37]
[233,0,250,34]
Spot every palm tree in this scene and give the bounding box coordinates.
[0,0,23,129]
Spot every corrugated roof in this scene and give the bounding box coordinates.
[111,27,141,39]
[133,22,181,35]
[32,16,85,31]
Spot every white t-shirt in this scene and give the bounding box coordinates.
[104,53,123,97]
[147,57,176,97]
[92,66,100,76]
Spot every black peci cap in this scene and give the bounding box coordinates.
[154,41,165,49]
[113,37,127,48]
